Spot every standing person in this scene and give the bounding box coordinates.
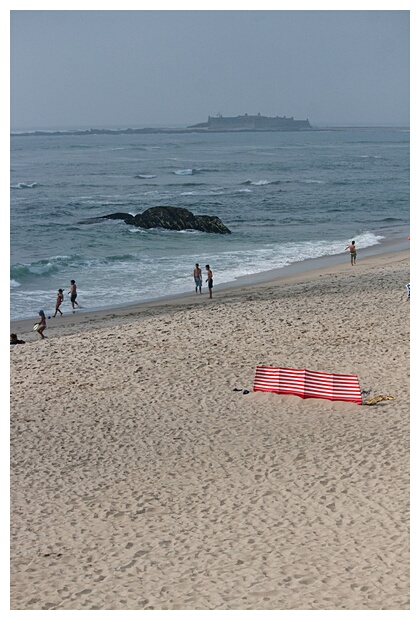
[53,288,64,317]
[35,310,47,339]
[345,240,357,266]
[194,263,202,294]
[69,280,79,310]
[205,264,213,299]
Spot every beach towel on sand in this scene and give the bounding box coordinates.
[253,366,363,404]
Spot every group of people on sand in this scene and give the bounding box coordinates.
[11,280,80,344]
[50,280,79,319]
[14,245,358,345]
[33,280,79,339]
[193,263,213,299]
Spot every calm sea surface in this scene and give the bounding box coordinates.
[10,128,409,320]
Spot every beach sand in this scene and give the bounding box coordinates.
[10,249,410,610]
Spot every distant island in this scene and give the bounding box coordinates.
[188,113,311,131]
[11,113,312,137]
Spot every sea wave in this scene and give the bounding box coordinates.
[167,182,207,187]
[11,182,39,189]
[379,217,404,223]
[127,226,203,235]
[10,251,146,285]
[241,179,282,186]
[180,188,225,196]
[173,168,201,175]
[210,232,385,282]
[134,174,157,179]
[10,256,74,282]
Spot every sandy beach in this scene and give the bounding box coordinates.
[9,249,410,610]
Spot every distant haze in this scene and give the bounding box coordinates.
[10,10,409,130]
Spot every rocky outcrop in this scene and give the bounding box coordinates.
[82,206,231,234]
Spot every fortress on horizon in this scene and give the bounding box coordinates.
[188,112,311,131]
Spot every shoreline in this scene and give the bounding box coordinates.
[11,244,410,341]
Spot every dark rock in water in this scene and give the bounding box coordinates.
[100,212,136,225]
[82,206,231,234]
[78,212,136,226]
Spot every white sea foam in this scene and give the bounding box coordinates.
[242,179,277,186]
[174,169,194,175]
[11,182,39,189]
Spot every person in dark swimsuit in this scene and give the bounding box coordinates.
[69,280,79,310]
[53,288,64,317]
[205,264,213,299]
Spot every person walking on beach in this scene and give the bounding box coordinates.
[68,280,79,310]
[205,264,213,299]
[194,263,202,294]
[35,310,47,339]
[345,240,357,266]
[53,288,64,317]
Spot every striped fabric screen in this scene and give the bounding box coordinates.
[253,366,362,404]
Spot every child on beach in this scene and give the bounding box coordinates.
[10,333,25,345]
[35,310,47,339]
[53,288,64,317]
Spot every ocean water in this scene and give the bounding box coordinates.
[10,128,409,320]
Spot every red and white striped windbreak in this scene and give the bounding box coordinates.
[253,366,362,404]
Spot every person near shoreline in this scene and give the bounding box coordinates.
[53,288,64,317]
[194,263,202,294]
[345,240,357,266]
[69,280,79,310]
[35,310,47,339]
[10,333,25,345]
[205,264,213,299]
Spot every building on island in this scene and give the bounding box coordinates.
[188,113,311,131]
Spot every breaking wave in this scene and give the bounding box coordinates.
[173,168,201,175]
[11,182,39,189]
[241,179,282,186]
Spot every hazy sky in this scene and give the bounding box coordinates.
[10,9,410,130]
